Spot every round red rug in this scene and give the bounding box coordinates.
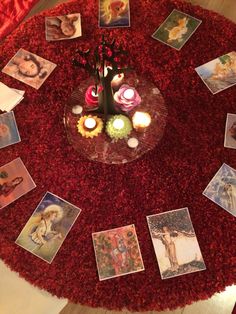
[0,0,235,311]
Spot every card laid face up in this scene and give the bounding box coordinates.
[152,9,202,50]
[195,52,236,94]
[0,111,21,149]
[203,163,236,217]
[0,158,36,209]
[147,208,206,279]
[99,0,130,28]
[224,113,236,149]
[92,224,144,280]
[2,49,57,90]
[15,192,82,263]
[45,13,82,41]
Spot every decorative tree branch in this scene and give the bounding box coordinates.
[73,36,132,119]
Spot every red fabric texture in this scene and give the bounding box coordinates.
[0,0,39,41]
[0,0,236,311]
[233,303,236,314]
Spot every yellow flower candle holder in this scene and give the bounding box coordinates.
[77,115,103,138]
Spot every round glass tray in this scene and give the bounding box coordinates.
[64,72,167,164]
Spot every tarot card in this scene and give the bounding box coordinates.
[2,49,57,90]
[99,0,130,28]
[203,163,236,217]
[152,9,202,50]
[0,158,36,209]
[45,13,82,41]
[195,52,236,94]
[15,192,82,263]
[147,208,206,280]
[92,224,144,280]
[0,112,21,149]
[224,113,236,149]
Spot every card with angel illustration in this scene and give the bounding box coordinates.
[92,224,144,280]
[147,208,206,279]
[203,163,236,217]
[15,192,82,263]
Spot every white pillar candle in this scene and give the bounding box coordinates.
[123,89,135,100]
[84,117,96,129]
[113,118,124,130]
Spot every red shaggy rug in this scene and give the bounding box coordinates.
[0,0,40,41]
[0,0,236,311]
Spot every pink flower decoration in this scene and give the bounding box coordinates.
[114,84,141,112]
[85,86,99,108]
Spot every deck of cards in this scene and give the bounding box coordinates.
[0,82,25,112]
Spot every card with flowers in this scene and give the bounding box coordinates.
[92,224,144,280]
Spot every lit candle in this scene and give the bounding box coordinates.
[132,111,151,132]
[91,89,98,97]
[84,117,97,130]
[113,118,124,130]
[123,88,135,100]
[111,73,124,87]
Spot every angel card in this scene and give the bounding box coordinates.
[0,158,36,209]
[2,49,56,89]
[92,224,144,280]
[203,163,236,217]
[15,192,82,263]
[147,208,206,279]
[224,113,236,149]
[99,0,130,28]
[45,13,82,41]
[195,52,236,94]
[152,9,202,50]
[0,111,21,149]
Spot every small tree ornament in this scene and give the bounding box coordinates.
[72,35,131,120]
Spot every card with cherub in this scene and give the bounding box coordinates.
[152,9,202,50]
[15,192,82,263]
[224,113,236,149]
[2,48,56,89]
[45,13,82,41]
[92,224,144,280]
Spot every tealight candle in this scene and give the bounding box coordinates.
[123,88,135,100]
[72,105,83,115]
[111,73,124,87]
[113,118,125,130]
[84,117,97,130]
[128,138,139,149]
[132,111,151,132]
